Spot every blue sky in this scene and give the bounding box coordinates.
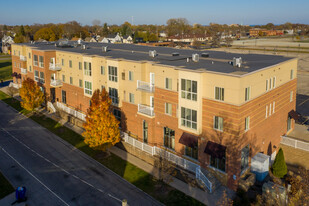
[1,0,308,26]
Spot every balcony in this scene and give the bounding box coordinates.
[9,82,22,89]
[137,80,154,93]
[21,68,27,74]
[50,79,63,87]
[138,104,154,117]
[49,63,62,71]
[20,55,27,61]
[56,102,86,121]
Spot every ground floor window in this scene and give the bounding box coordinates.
[210,155,226,172]
[241,145,250,172]
[185,146,198,160]
[62,90,66,104]
[164,127,175,150]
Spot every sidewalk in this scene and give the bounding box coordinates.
[0,192,26,206]
[41,110,234,205]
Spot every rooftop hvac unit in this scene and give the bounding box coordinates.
[201,53,209,58]
[81,44,86,50]
[172,52,180,56]
[149,50,157,58]
[102,46,108,52]
[233,57,242,67]
[77,39,81,44]
[192,53,199,62]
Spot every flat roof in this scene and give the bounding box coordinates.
[16,41,294,76]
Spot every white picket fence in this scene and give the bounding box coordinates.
[281,136,309,152]
[122,132,212,191]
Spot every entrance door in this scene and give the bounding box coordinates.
[50,88,56,102]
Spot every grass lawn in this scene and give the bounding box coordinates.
[0,59,12,81]
[0,171,14,199]
[0,90,204,205]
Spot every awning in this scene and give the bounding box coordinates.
[289,110,300,121]
[179,132,198,148]
[204,141,226,159]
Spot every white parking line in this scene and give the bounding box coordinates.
[0,147,70,206]
[0,127,123,204]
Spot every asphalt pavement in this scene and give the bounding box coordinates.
[0,100,162,206]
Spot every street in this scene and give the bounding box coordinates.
[0,100,162,206]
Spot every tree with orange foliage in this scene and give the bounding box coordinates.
[19,78,44,111]
[83,88,120,150]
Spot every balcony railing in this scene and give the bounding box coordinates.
[9,82,21,89]
[20,55,27,61]
[56,102,86,121]
[137,80,154,92]
[21,68,27,74]
[50,79,63,87]
[49,63,62,71]
[138,104,154,116]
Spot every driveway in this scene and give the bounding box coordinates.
[0,101,162,206]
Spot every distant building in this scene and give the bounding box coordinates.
[167,34,212,43]
[122,35,133,44]
[106,33,122,43]
[249,29,284,37]
[84,37,97,42]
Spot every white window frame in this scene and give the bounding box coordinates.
[34,70,39,82]
[129,93,134,104]
[165,78,172,90]
[101,66,105,75]
[215,87,224,101]
[245,86,250,101]
[39,56,44,68]
[109,87,119,105]
[108,66,118,82]
[181,107,197,130]
[79,79,83,87]
[84,62,92,76]
[290,69,294,80]
[273,77,276,88]
[69,60,72,68]
[245,116,250,131]
[84,81,92,95]
[128,71,133,81]
[70,77,73,85]
[33,55,38,66]
[269,103,272,116]
[273,101,275,113]
[269,78,272,90]
[290,91,293,102]
[214,116,224,132]
[165,103,172,115]
[266,79,269,91]
[181,79,197,101]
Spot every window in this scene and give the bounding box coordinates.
[113,109,121,121]
[122,72,125,80]
[143,120,148,144]
[214,116,224,131]
[29,66,32,72]
[34,70,39,82]
[181,107,197,130]
[241,145,250,172]
[185,146,198,160]
[62,90,66,104]
[290,69,294,80]
[164,127,175,150]
[79,79,83,87]
[245,116,250,131]
[245,87,250,101]
[101,66,105,75]
[181,79,197,101]
[287,116,292,131]
[62,75,65,82]
[210,154,226,172]
[84,62,92,76]
[70,77,73,85]
[273,77,276,88]
[269,103,272,116]
[266,105,268,118]
[79,62,82,70]
[273,101,275,113]
[129,93,134,103]
[109,87,118,105]
[69,60,72,68]
[165,103,172,115]
[108,66,118,82]
[215,87,224,101]
[61,59,64,66]
[84,81,92,95]
[128,71,133,81]
[39,56,44,67]
[33,55,38,66]
[28,53,31,59]
[269,78,272,90]
[290,91,293,102]
[266,79,269,91]
[39,72,45,83]
[165,78,172,90]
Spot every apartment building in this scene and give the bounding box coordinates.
[11,41,297,191]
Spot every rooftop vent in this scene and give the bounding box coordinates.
[77,39,82,44]
[201,53,209,58]
[172,52,180,56]
[233,57,242,67]
[192,53,199,62]
[81,44,87,50]
[149,50,157,58]
[102,46,108,52]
